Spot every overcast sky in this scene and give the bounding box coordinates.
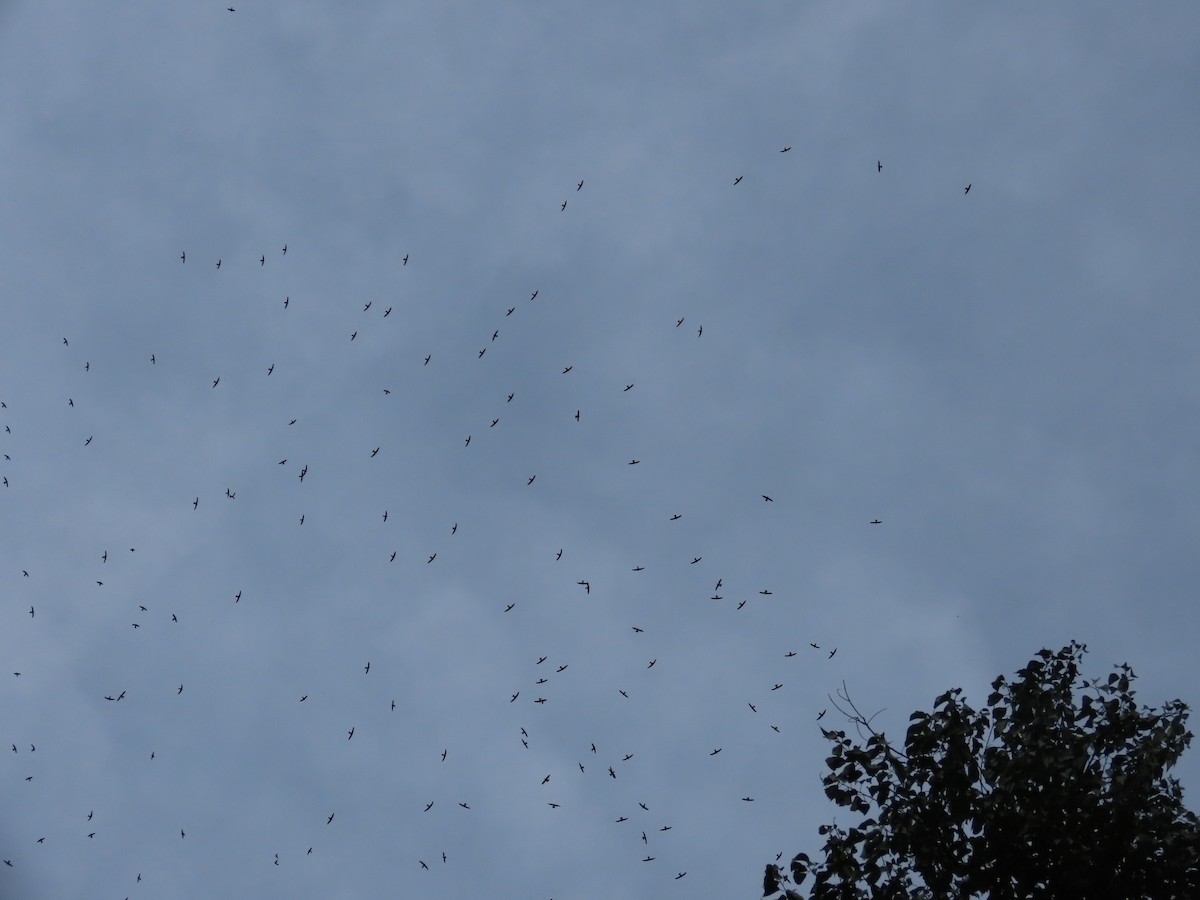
[2,2,1199,898]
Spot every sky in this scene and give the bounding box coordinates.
[2,2,1199,898]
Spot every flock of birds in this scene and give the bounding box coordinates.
[1,152,973,897]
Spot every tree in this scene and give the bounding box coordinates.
[766,641,1199,899]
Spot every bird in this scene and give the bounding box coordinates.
[267,364,274,375]
[748,702,757,712]
[347,727,354,739]
[490,418,499,427]
[676,873,687,880]
[260,255,265,266]
[964,183,971,194]
[771,724,780,733]
[738,600,746,609]
[690,557,702,564]
[424,354,431,365]
[527,475,536,484]
[577,179,584,190]
[780,146,791,152]
[442,749,448,761]
[371,447,379,457]
[364,661,370,674]
[427,553,436,563]
[181,829,185,838]
[458,802,470,809]
[506,306,515,316]
[504,603,514,612]
[391,699,396,710]
[562,366,572,374]
[85,436,93,446]
[212,377,219,388]
[828,647,838,659]
[424,801,434,811]
[537,656,548,664]
[624,384,634,391]
[608,767,616,778]
[623,753,633,760]
[541,774,550,784]
[670,514,682,520]
[215,259,221,268]
[350,332,357,341]
[577,580,589,593]
[772,683,783,691]
[382,510,388,522]
[660,825,671,831]
[631,626,644,633]
[383,307,392,316]
[762,494,773,502]
[742,797,755,802]
[282,244,287,255]
[364,302,372,311]
[574,410,580,421]
[506,393,514,402]
[676,317,684,326]
[178,684,183,694]
[511,692,519,702]
[117,691,125,700]
[810,642,820,649]
[870,519,882,524]
[29,606,34,618]
[784,650,796,657]
[284,297,289,308]
[878,160,883,172]
[452,523,458,534]
[442,852,447,863]
[760,589,773,596]
[643,856,655,862]
[647,659,656,668]
[632,566,644,572]
[327,813,335,824]
[817,709,827,720]
[403,254,409,265]
[561,201,567,211]
[492,330,499,341]
[616,816,627,822]
[419,860,428,870]
[710,748,721,755]
[734,176,742,184]
[530,290,538,300]
[180,251,186,263]
[556,664,568,673]
[465,435,471,446]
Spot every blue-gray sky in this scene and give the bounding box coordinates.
[2,3,1199,897]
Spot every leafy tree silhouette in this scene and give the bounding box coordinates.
[767,641,1199,899]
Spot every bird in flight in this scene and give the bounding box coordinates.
[403,254,409,265]
[561,201,567,211]
[424,801,434,811]
[878,160,883,172]
[762,494,773,502]
[260,255,265,266]
[180,251,186,263]
[506,306,515,316]
[780,146,791,152]
[193,497,199,509]
[531,290,538,300]
[371,447,379,457]
[424,354,431,365]
[734,176,742,185]
[384,307,392,317]
[347,727,354,739]
[215,259,221,268]
[748,702,756,712]
[631,626,644,632]
[427,553,436,564]
[670,514,681,520]
[284,297,289,308]
[647,659,656,668]
[282,244,287,255]
[527,475,536,484]
[964,183,971,194]
[828,647,837,659]
[562,366,572,374]
[442,749,448,761]
[870,519,882,524]
[574,410,580,421]
[772,683,783,691]
[327,813,335,824]
[504,603,514,612]
[419,860,428,870]
[784,650,796,657]
[577,179,584,190]
[817,708,827,720]
[458,802,469,809]
[632,565,644,572]
[690,557,702,565]
[364,661,370,674]
[364,302,372,311]
[267,364,274,375]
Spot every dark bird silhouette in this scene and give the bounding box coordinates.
[631,626,643,632]
[660,825,671,831]
[507,393,514,402]
[647,659,656,668]
[670,514,681,520]
[742,796,755,802]
[465,435,471,446]
[608,767,616,778]
[427,553,436,563]
[878,160,883,172]
[771,724,780,732]
[738,599,746,609]
[180,251,186,263]
[504,603,514,612]
[810,642,820,649]
[215,259,221,268]
[458,802,469,809]
[591,742,596,753]
[452,523,458,534]
[85,436,93,446]
[760,589,773,595]
[817,708,827,720]
[537,656,548,665]
[424,355,431,365]
[556,664,568,673]
[234,590,241,603]
[531,290,538,300]
[562,366,572,374]
[384,307,392,316]
[734,176,742,184]
[785,651,796,657]
[577,580,589,593]
[364,661,370,674]
[577,180,584,190]
[267,364,274,375]
[697,324,703,337]
[643,856,654,862]
[327,813,334,824]
[676,317,684,326]
[964,183,971,194]
[561,201,567,211]
[442,749,448,761]
[748,702,756,712]
[347,727,354,739]
[677,873,687,880]
[828,647,837,658]
[780,146,791,152]
[632,565,644,572]
[870,519,882,524]
[762,494,773,502]
[382,510,388,522]
[391,699,396,710]
[260,255,265,266]
[350,332,356,341]
[443,852,447,863]
[490,418,499,427]
[284,297,289,308]
[364,302,372,311]
[624,384,634,391]
[492,330,499,341]
[710,748,721,755]
[424,801,434,811]
[282,245,287,255]
[419,860,428,870]
[511,692,519,702]
[506,306,515,316]
[541,774,550,784]
[527,475,536,484]
[690,557,701,564]
[403,254,408,265]
[371,447,379,457]
[772,683,783,691]
[616,816,627,822]
[574,410,580,421]
[478,348,486,358]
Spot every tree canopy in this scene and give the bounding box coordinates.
[766,641,1199,899]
